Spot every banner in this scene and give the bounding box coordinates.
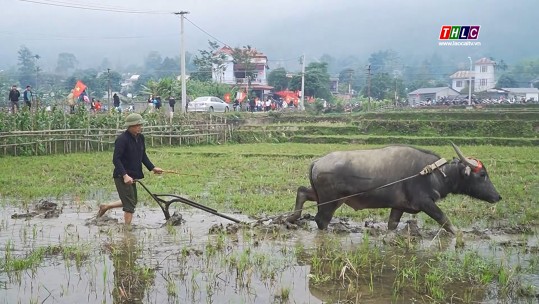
[73,81,87,98]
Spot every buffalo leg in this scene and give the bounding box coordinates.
[286,186,317,223]
[388,209,404,230]
[313,192,343,229]
[421,203,456,234]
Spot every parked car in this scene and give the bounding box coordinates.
[187,96,230,112]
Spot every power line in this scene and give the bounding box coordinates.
[183,17,229,47]
[0,31,179,41]
[18,0,171,14]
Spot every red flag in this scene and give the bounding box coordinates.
[73,81,87,98]
[224,93,231,103]
[236,91,246,102]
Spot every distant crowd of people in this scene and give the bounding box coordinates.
[7,85,306,115]
[234,96,299,112]
[146,94,177,113]
[7,84,33,113]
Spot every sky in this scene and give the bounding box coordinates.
[1,0,538,73]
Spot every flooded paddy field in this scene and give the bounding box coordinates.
[1,201,538,304]
[1,143,538,303]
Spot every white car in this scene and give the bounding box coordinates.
[187,96,230,112]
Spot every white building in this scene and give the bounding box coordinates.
[450,57,496,93]
[502,88,539,102]
[211,46,273,100]
[407,87,460,105]
[211,46,270,87]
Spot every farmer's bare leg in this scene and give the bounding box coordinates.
[124,212,133,225]
[98,200,122,217]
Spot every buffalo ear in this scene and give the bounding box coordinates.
[458,163,472,176]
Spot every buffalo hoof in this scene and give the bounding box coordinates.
[286,213,300,223]
[314,217,329,230]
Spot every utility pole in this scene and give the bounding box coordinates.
[394,76,398,108]
[348,69,353,96]
[468,57,473,106]
[300,54,305,111]
[174,11,190,113]
[34,54,40,110]
[107,68,111,109]
[367,64,371,111]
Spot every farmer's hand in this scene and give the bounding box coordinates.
[123,174,134,184]
[153,167,163,174]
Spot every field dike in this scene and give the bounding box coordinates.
[231,107,539,146]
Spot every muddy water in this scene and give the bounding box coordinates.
[0,203,319,304]
[1,202,538,304]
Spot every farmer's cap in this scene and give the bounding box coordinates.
[124,113,146,127]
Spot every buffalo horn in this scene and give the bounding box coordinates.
[450,142,479,169]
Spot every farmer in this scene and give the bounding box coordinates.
[8,85,20,114]
[97,113,163,224]
[23,85,33,109]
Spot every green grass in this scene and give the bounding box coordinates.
[1,141,537,303]
[0,143,538,230]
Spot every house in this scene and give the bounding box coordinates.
[408,87,460,105]
[502,87,539,102]
[212,46,273,100]
[121,74,140,93]
[450,57,496,92]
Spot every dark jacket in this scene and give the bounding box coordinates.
[113,94,120,107]
[9,89,20,102]
[112,131,155,179]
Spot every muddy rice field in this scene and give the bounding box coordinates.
[1,143,539,303]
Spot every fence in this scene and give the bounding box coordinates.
[0,117,234,156]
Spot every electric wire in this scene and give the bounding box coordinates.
[18,0,171,14]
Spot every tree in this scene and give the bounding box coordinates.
[368,49,400,74]
[140,78,178,99]
[319,54,336,72]
[362,72,394,100]
[68,68,107,98]
[508,58,539,87]
[99,58,112,72]
[267,67,289,91]
[133,74,153,96]
[55,53,78,75]
[192,41,226,82]
[185,79,232,100]
[231,45,257,81]
[157,57,180,79]
[496,73,517,88]
[17,46,37,87]
[338,68,355,94]
[490,57,508,72]
[289,62,332,101]
[144,51,163,74]
[96,70,122,94]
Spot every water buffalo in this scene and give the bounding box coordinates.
[286,143,501,234]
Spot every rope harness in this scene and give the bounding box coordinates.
[138,158,449,225]
[256,158,448,223]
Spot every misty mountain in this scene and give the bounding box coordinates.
[1,0,538,75]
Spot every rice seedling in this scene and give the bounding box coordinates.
[277,286,291,302]
[0,136,537,303]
